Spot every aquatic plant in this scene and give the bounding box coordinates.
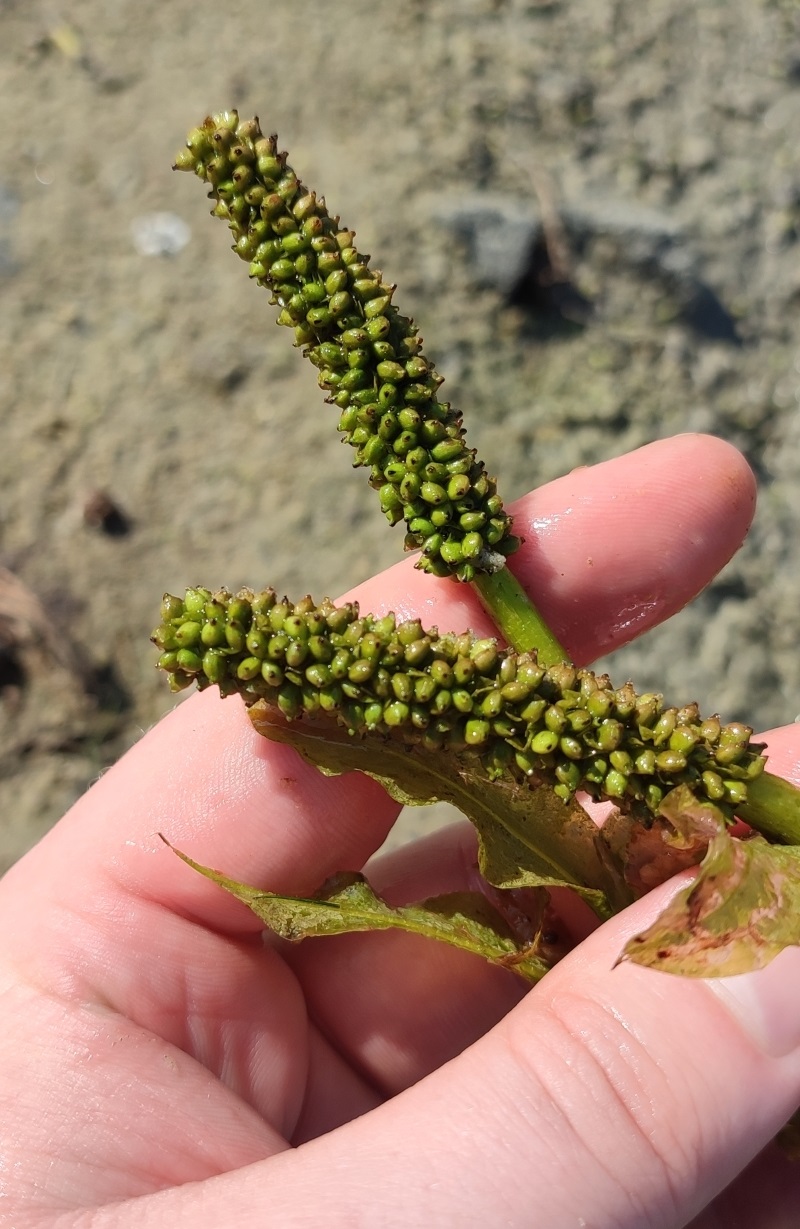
[158,111,800,985]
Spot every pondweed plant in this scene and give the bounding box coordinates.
[155,110,800,987]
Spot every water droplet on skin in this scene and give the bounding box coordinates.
[594,599,661,651]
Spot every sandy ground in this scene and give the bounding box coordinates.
[1,0,799,871]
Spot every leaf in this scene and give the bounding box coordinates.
[163,840,553,983]
[250,703,634,920]
[613,784,727,896]
[464,773,630,919]
[620,832,800,976]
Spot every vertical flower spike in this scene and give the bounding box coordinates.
[174,112,520,581]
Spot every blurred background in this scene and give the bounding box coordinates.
[1,0,799,870]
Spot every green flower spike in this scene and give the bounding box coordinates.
[153,586,767,826]
[164,111,800,1002]
[174,112,520,583]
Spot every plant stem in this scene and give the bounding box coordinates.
[739,772,800,844]
[472,569,569,664]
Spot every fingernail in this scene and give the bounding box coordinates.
[706,948,800,1058]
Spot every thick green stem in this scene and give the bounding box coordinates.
[472,569,569,664]
[739,772,800,845]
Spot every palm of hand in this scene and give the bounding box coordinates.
[0,644,521,1215]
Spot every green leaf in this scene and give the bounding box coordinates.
[250,704,634,920]
[163,840,553,982]
[620,832,800,976]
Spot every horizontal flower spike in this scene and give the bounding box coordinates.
[153,588,767,823]
[175,113,519,580]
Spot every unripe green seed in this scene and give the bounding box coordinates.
[384,700,410,727]
[175,621,202,647]
[160,594,185,622]
[391,673,413,703]
[447,474,471,501]
[453,656,475,685]
[308,634,333,662]
[392,429,416,454]
[376,360,406,382]
[277,683,302,717]
[472,642,499,673]
[245,628,269,657]
[715,729,749,765]
[281,231,309,255]
[499,658,517,685]
[307,305,332,330]
[268,633,289,660]
[655,749,687,773]
[329,291,352,317]
[362,314,389,340]
[398,410,422,434]
[237,657,262,680]
[176,648,203,672]
[669,727,700,754]
[635,750,657,774]
[202,650,227,684]
[652,712,676,745]
[400,473,421,502]
[269,258,295,282]
[414,676,437,704]
[610,749,634,775]
[587,691,613,721]
[201,620,227,648]
[285,640,309,668]
[452,689,473,714]
[702,770,726,800]
[596,719,624,751]
[585,758,608,785]
[544,706,566,734]
[480,690,505,719]
[531,730,559,754]
[404,638,431,666]
[520,698,546,724]
[439,539,463,565]
[365,295,391,319]
[465,719,491,746]
[605,769,629,798]
[462,532,483,558]
[306,663,332,689]
[724,779,748,805]
[501,679,532,704]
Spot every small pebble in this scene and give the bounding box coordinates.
[130,212,190,257]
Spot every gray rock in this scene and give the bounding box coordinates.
[431,194,541,295]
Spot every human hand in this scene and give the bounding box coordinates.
[1,434,798,1229]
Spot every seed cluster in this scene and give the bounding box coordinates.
[153,587,765,822]
[174,112,519,581]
